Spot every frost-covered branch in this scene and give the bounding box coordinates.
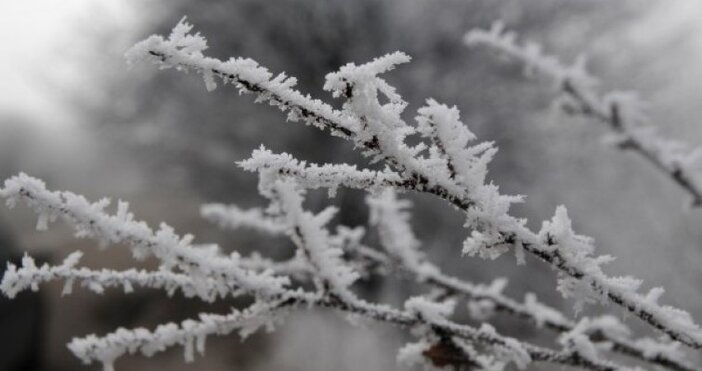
[238,146,404,197]
[238,253,311,279]
[0,251,242,302]
[415,99,498,191]
[2,173,688,369]
[200,203,287,235]
[367,189,697,371]
[200,202,384,279]
[204,182,695,369]
[366,189,439,279]
[0,173,289,299]
[265,178,360,300]
[125,17,358,140]
[126,18,702,350]
[4,171,633,370]
[435,272,697,371]
[68,299,294,371]
[0,249,316,302]
[0,177,644,370]
[68,283,633,371]
[465,21,702,207]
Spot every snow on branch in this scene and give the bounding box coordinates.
[365,190,697,371]
[0,173,637,370]
[0,181,654,370]
[127,18,702,350]
[267,178,360,301]
[209,185,692,368]
[0,173,289,298]
[68,299,292,371]
[0,251,240,302]
[126,17,358,140]
[200,203,286,235]
[0,249,317,302]
[465,21,702,207]
[390,295,610,370]
[465,21,596,93]
[401,296,530,370]
[416,99,498,191]
[199,204,384,282]
[400,253,695,370]
[396,294,633,371]
[366,188,438,279]
[535,206,702,348]
[238,146,404,197]
[65,277,631,371]
[325,44,702,350]
[199,203,380,281]
[323,51,411,100]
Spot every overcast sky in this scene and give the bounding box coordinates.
[0,1,138,128]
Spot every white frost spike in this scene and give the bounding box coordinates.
[463,184,526,260]
[203,70,217,91]
[416,99,497,189]
[36,211,50,230]
[645,287,665,305]
[324,51,411,99]
[126,17,208,66]
[522,293,569,328]
[62,278,75,296]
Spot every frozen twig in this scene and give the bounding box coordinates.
[465,21,702,207]
[68,285,632,371]
[1,251,239,301]
[0,173,289,298]
[366,189,697,371]
[68,298,295,371]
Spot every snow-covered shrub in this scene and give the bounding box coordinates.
[2,17,701,371]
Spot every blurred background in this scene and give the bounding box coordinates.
[1,0,702,370]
